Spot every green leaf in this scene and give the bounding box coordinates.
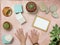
[49,24,60,45]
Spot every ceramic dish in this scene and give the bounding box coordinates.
[2,7,12,17]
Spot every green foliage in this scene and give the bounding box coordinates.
[49,24,60,45]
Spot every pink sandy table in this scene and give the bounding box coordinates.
[1,0,60,45]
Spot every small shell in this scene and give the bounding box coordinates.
[52,12,59,18]
[40,2,47,12]
[50,5,57,13]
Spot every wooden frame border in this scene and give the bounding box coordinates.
[32,15,51,32]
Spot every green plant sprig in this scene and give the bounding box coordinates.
[49,24,60,45]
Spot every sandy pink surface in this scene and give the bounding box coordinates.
[1,0,60,45]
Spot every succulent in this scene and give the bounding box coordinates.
[3,22,10,30]
[29,4,34,9]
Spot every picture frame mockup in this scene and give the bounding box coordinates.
[32,16,50,32]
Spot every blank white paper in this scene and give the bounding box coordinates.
[16,13,26,25]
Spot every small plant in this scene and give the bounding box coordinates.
[49,24,60,45]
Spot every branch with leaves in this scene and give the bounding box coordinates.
[49,24,60,45]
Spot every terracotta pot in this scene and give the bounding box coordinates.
[26,2,37,12]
